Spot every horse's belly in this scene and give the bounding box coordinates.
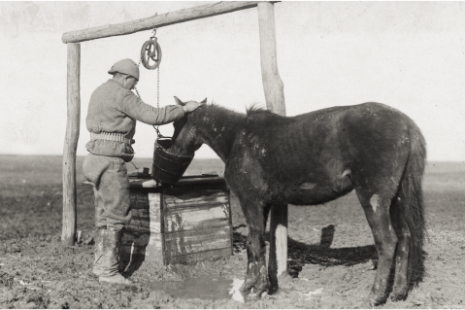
[286,176,354,206]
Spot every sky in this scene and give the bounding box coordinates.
[0,1,464,162]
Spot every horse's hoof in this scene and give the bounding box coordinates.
[367,293,388,306]
[390,290,408,302]
[241,278,256,294]
[247,291,260,301]
[269,284,279,295]
[269,273,292,295]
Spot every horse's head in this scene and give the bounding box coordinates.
[169,96,208,157]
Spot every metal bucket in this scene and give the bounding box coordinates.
[152,138,194,185]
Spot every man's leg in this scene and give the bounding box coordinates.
[97,157,132,284]
[92,190,106,276]
[83,154,108,277]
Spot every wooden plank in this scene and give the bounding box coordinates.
[129,189,163,209]
[129,191,149,209]
[165,239,231,260]
[164,226,231,256]
[165,217,230,234]
[164,204,230,232]
[121,231,162,247]
[164,226,231,241]
[62,2,279,44]
[125,210,161,233]
[160,190,166,265]
[126,191,161,232]
[167,247,232,265]
[121,244,164,262]
[164,198,229,211]
[125,221,157,234]
[128,176,226,188]
[164,184,228,203]
[62,43,81,246]
[130,208,160,220]
[227,191,233,256]
[164,192,227,204]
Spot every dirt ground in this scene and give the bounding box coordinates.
[0,155,464,309]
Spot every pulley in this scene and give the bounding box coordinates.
[140,29,162,70]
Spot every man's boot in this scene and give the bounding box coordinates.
[92,228,105,277]
[99,227,132,284]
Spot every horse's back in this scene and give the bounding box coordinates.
[249,102,424,204]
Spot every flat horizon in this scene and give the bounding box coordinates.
[0,153,463,164]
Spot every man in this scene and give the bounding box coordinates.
[83,58,200,284]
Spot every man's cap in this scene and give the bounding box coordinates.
[108,58,140,81]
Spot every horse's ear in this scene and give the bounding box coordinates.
[173,96,185,106]
[200,98,207,104]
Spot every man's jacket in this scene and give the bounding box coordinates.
[86,79,185,162]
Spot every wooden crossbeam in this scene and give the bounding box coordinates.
[62,1,279,44]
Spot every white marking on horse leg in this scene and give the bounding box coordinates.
[299,182,317,190]
[341,169,351,178]
[229,278,245,303]
[370,194,380,213]
[276,223,288,276]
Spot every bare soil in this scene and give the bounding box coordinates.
[0,155,464,309]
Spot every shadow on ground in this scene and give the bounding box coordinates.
[232,224,377,278]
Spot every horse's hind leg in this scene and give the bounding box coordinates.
[390,197,411,301]
[356,189,398,306]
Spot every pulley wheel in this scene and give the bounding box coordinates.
[141,39,162,70]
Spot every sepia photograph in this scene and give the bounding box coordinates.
[0,1,464,308]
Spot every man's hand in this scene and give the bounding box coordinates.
[182,101,202,113]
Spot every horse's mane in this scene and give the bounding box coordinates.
[203,103,244,119]
[190,103,245,127]
[191,102,288,129]
[245,104,288,127]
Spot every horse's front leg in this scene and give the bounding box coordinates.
[236,194,270,299]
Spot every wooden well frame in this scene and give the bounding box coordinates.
[62,1,288,279]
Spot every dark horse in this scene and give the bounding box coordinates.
[169,97,426,305]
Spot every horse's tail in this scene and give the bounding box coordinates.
[392,124,427,286]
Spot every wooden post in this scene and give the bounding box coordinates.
[62,43,81,246]
[258,2,286,116]
[257,1,289,291]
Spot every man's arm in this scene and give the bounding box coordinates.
[119,91,185,125]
